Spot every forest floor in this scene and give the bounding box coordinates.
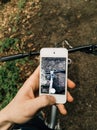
[0,0,97,130]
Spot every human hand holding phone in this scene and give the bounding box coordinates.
[0,65,75,130]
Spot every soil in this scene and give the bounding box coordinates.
[0,0,97,130]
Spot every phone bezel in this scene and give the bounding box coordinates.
[39,48,68,104]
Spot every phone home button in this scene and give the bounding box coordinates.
[50,88,56,94]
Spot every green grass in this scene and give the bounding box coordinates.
[0,36,33,109]
[0,61,20,109]
[0,38,19,53]
[0,54,31,109]
[17,0,27,10]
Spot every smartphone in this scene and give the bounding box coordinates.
[39,48,68,104]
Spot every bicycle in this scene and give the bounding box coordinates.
[0,42,97,130]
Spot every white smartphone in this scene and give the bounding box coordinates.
[39,48,68,104]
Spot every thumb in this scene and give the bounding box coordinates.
[36,95,56,107]
[26,95,56,116]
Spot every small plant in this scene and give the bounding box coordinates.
[0,61,20,109]
[0,38,19,53]
[17,0,27,10]
[12,26,17,33]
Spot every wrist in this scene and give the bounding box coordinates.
[0,109,14,130]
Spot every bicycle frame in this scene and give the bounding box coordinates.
[0,44,97,62]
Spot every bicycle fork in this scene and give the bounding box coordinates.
[48,105,62,130]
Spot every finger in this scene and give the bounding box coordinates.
[67,91,74,102]
[23,66,40,91]
[67,79,76,89]
[57,104,67,115]
[26,95,56,116]
[57,92,74,115]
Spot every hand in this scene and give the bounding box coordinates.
[57,79,75,115]
[0,66,75,128]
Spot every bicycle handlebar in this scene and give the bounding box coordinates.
[0,44,97,62]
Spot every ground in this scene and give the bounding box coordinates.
[0,0,97,130]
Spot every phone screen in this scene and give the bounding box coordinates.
[40,57,66,95]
